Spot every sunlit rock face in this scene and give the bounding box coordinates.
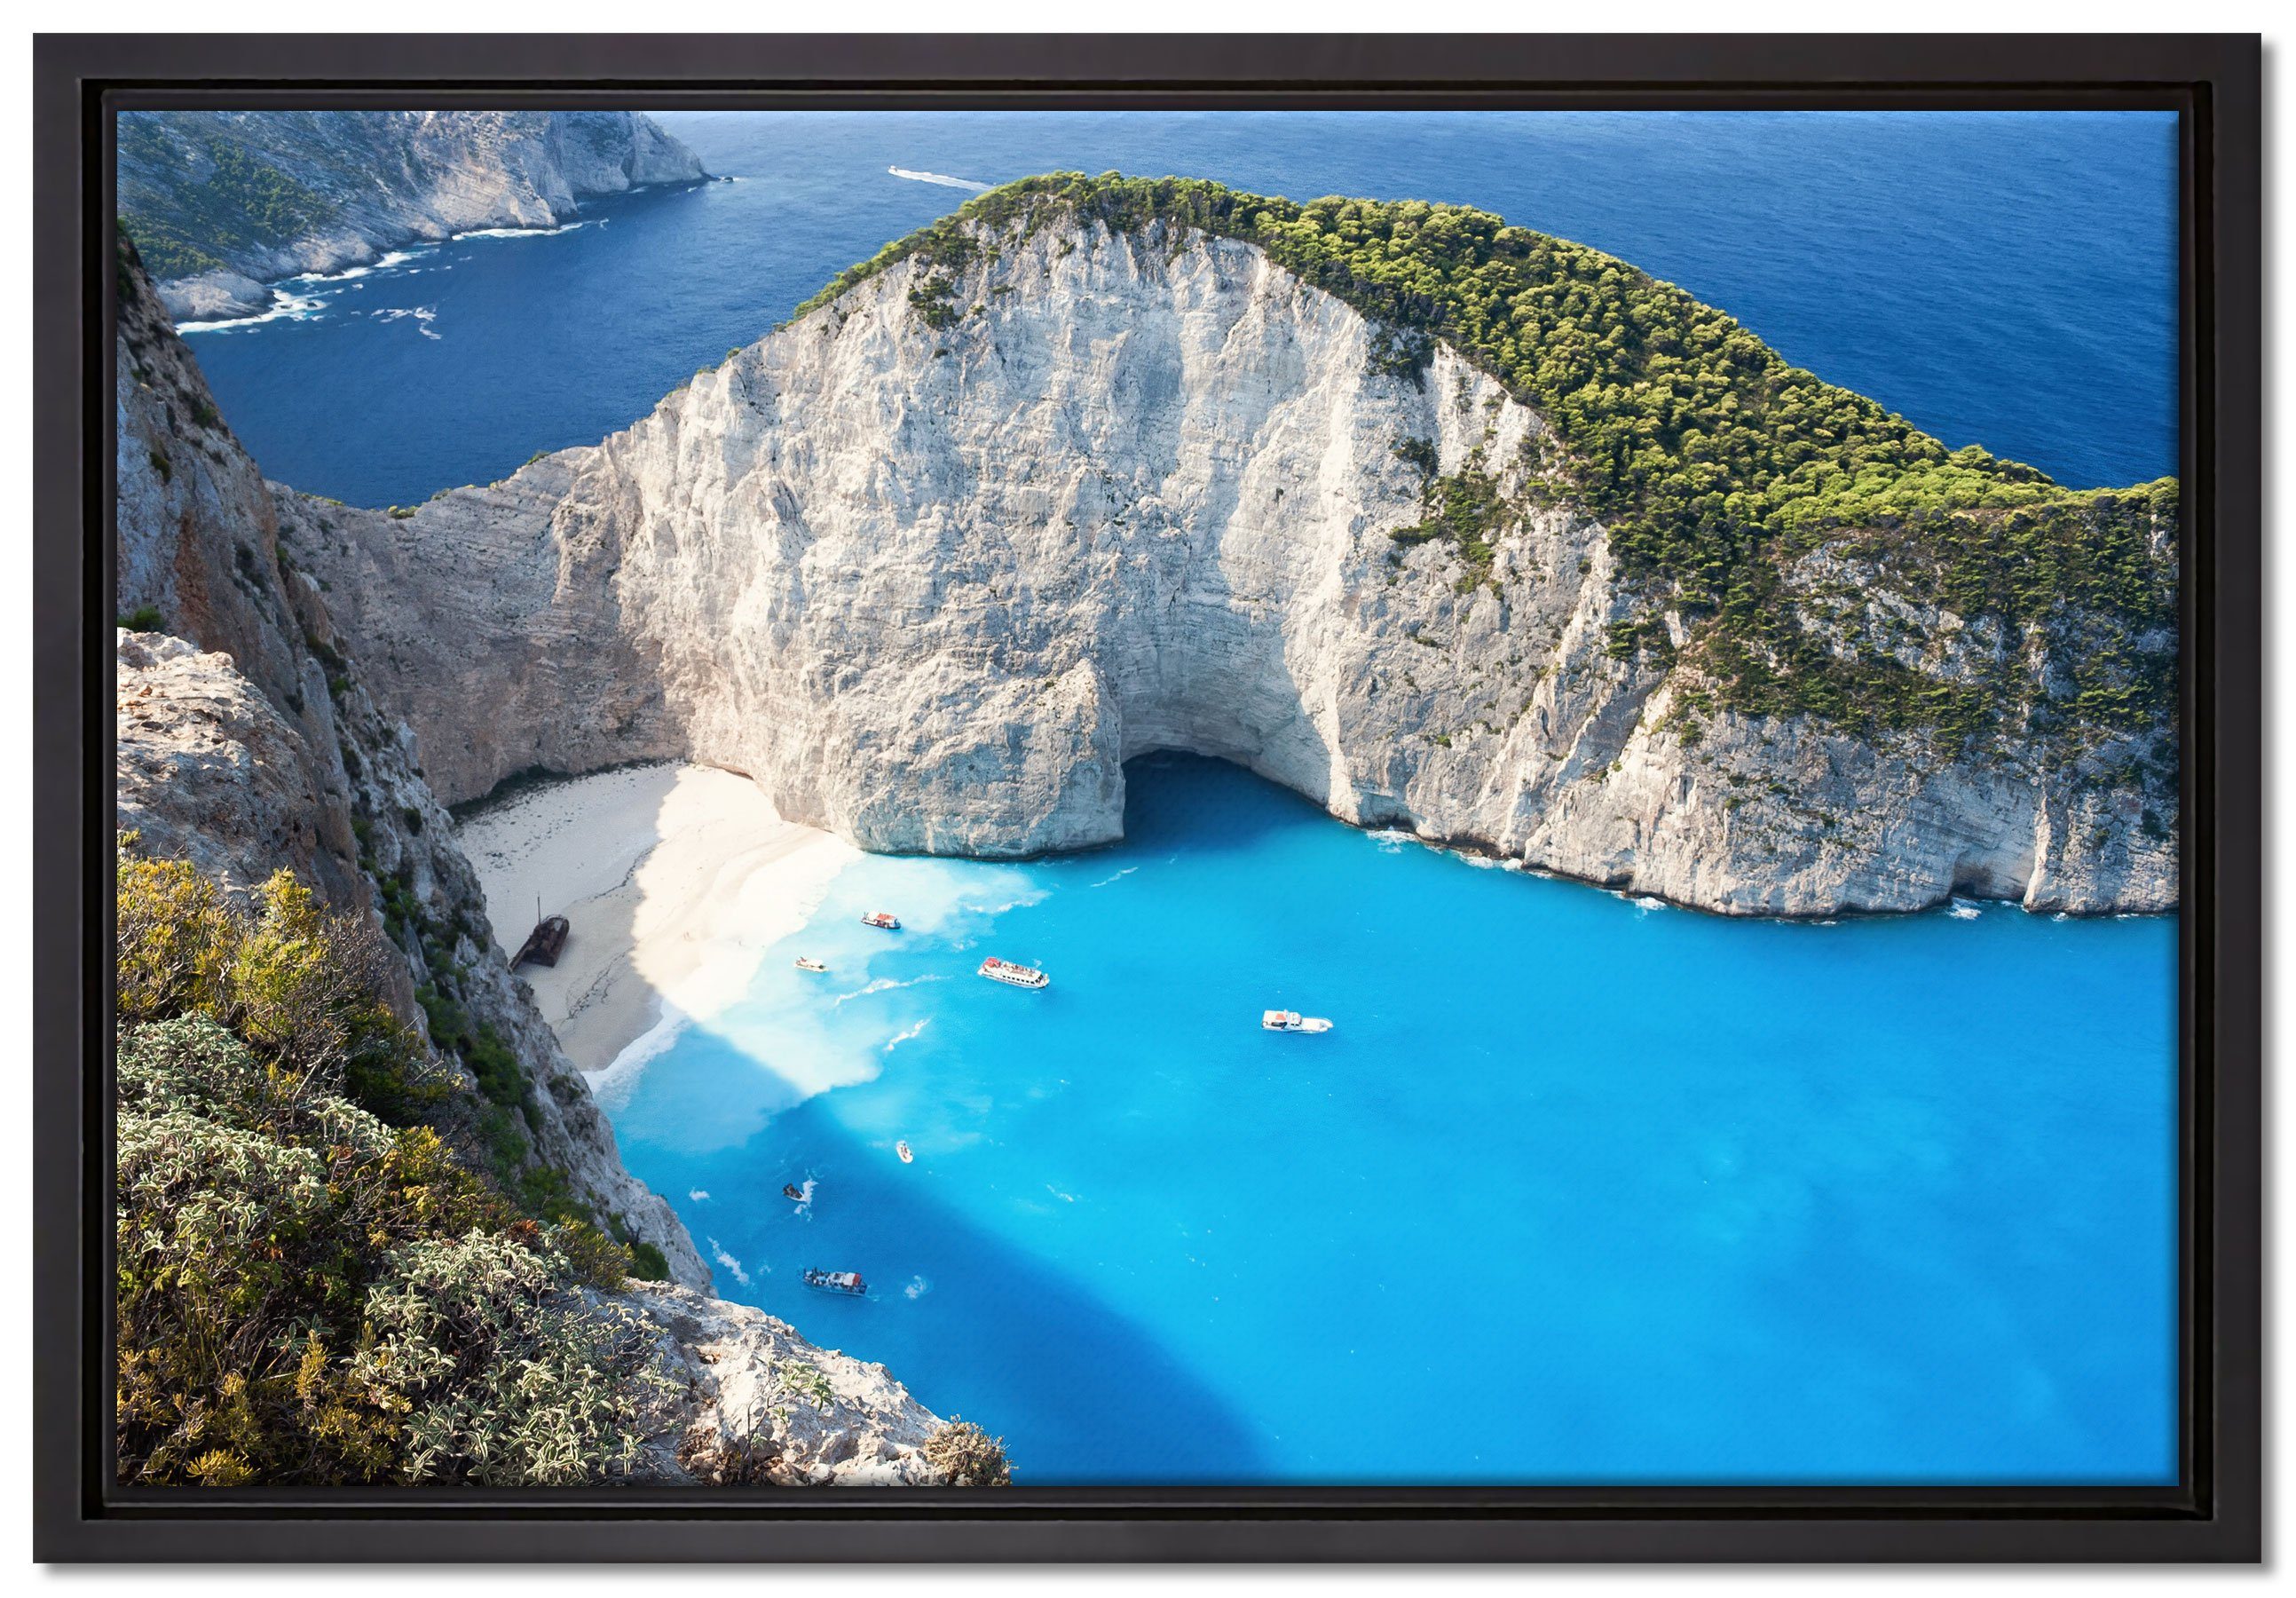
[290,217,2175,917]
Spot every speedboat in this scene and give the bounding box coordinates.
[896,1140,914,1164]
[802,1268,867,1297]
[782,1183,807,1202]
[1262,1009,1334,1033]
[978,956,1050,988]
[793,955,828,973]
[860,911,901,930]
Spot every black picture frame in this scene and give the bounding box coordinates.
[32,32,2262,1563]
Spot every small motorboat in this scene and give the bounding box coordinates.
[802,1268,867,1297]
[896,1140,914,1164]
[782,1183,807,1202]
[793,955,829,973]
[860,911,901,930]
[1262,1009,1334,1033]
[978,956,1050,989]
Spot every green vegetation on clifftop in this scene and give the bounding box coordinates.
[117,116,337,281]
[796,172,2176,753]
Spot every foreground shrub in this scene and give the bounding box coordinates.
[114,846,667,1486]
[115,848,454,1120]
[357,1231,673,1484]
[923,1420,1013,1486]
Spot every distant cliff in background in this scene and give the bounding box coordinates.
[118,110,708,322]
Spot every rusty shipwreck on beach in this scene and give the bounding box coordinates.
[509,912,569,969]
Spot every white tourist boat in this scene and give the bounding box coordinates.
[978,956,1050,988]
[860,911,901,930]
[1262,1009,1333,1033]
[896,1140,915,1164]
[802,1268,868,1297]
[793,955,828,973]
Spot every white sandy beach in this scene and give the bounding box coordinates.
[455,763,859,1077]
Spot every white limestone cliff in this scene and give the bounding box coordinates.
[290,216,2176,918]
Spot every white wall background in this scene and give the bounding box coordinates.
[3,4,2279,1586]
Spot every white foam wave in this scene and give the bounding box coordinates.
[1089,866,1139,888]
[584,1002,692,1109]
[688,1189,711,1202]
[178,288,327,334]
[903,1275,931,1300]
[888,165,990,192]
[1633,896,1668,912]
[1948,898,1984,921]
[706,1238,753,1287]
[450,220,588,241]
[283,249,419,288]
[883,1019,930,1054]
[372,305,442,339]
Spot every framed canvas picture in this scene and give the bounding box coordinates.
[30,32,2260,1563]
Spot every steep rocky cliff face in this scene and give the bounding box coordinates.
[112,233,984,1484]
[119,111,707,322]
[114,235,705,1288]
[288,209,2177,917]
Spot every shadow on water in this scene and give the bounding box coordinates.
[458,757,1271,1479]
[1116,749,1335,858]
[618,1029,1273,1483]
[504,751,2177,1485]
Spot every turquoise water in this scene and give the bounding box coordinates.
[606,755,2178,1484]
[180,110,2179,507]
[161,110,2183,1483]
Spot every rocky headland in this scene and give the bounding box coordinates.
[118,110,707,323]
[278,174,2180,919]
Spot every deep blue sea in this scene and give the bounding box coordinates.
[182,110,2180,508]
[175,111,2182,1483]
[606,756,2176,1484]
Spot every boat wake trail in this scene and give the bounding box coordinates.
[832,974,945,1009]
[888,165,990,192]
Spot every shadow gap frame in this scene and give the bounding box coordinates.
[32,31,2261,1564]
